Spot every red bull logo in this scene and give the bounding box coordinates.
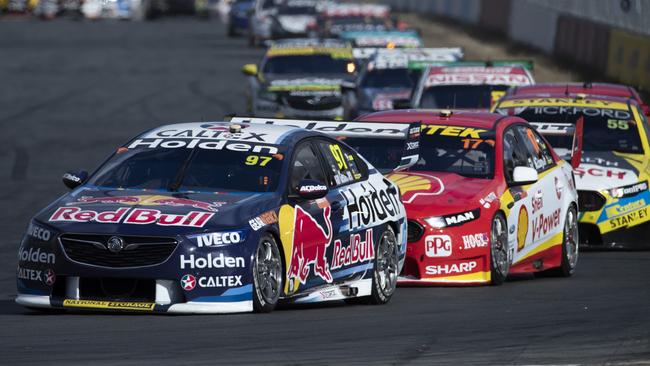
[72,195,225,212]
[287,206,333,285]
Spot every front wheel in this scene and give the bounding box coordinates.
[490,213,510,285]
[367,226,398,305]
[252,234,283,313]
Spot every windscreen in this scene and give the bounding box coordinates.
[413,125,495,178]
[263,55,350,74]
[343,137,404,172]
[500,105,643,154]
[361,68,417,88]
[419,85,509,109]
[88,144,283,192]
[278,6,316,15]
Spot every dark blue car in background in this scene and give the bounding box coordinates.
[228,0,254,37]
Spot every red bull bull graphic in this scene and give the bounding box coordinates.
[287,206,333,285]
[72,195,225,212]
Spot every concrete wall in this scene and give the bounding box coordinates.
[377,0,650,91]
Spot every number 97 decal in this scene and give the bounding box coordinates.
[245,155,272,166]
[329,144,348,170]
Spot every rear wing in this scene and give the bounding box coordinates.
[529,117,583,169]
[230,117,420,172]
[409,59,534,71]
[352,47,464,62]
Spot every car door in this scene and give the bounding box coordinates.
[511,125,564,263]
[502,125,536,264]
[284,139,337,294]
[314,138,376,282]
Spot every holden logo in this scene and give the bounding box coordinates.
[181,274,196,291]
[106,236,125,253]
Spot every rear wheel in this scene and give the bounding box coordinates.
[367,226,398,305]
[546,205,579,277]
[490,213,509,285]
[252,234,283,313]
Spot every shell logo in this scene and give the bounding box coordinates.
[386,173,444,204]
[517,205,529,251]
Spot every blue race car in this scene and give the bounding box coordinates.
[16,120,417,314]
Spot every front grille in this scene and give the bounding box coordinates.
[578,190,606,211]
[60,234,178,268]
[284,95,341,111]
[407,220,424,243]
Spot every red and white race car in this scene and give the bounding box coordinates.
[409,62,535,111]
[354,109,580,285]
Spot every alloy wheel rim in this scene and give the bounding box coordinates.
[491,216,509,276]
[254,239,282,305]
[565,209,579,268]
[376,232,398,297]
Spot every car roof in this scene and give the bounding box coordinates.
[138,121,312,146]
[508,82,640,100]
[355,109,514,130]
[496,93,637,111]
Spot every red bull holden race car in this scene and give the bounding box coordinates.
[16,120,418,313]
[353,110,580,285]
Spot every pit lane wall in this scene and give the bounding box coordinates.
[378,0,650,91]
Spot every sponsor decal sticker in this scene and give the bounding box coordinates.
[480,192,497,209]
[181,274,197,291]
[608,206,649,230]
[342,183,402,228]
[191,231,245,247]
[609,181,648,198]
[288,206,334,284]
[606,199,646,218]
[49,207,213,228]
[331,229,375,270]
[386,172,444,204]
[462,233,489,249]
[127,139,279,154]
[44,269,56,286]
[442,209,480,227]
[517,206,528,251]
[63,299,155,311]
[180,253,246,269]
[425,235,452,257]
[425,259,479,276]
[574,167,628,180]
[531,208,561,241]
[249,210,279,231]
[18,247,55,264]
[27,223,51,241]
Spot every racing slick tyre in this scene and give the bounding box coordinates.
[544,205,579,277]
[490,213,510,286]
[368,225,398,305]
[252,233,283,313]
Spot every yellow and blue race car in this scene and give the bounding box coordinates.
[493,93,650,249]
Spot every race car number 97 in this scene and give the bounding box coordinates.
[329,144,348,170]
[245,155,272,166]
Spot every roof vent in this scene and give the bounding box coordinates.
[229,124,243,133]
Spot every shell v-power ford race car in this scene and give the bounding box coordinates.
[353,110,581,285]
[16,120,420,313]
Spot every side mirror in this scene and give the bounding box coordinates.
[392,98,411,110]
[296,180,328,200]
[241,64,258,76]
[511,166,538,186]
[63,170,88,190]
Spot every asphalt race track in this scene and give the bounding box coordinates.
[1,18,650,366]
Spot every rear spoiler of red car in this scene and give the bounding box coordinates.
[530,116,583,169]
[230,117,420,172]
